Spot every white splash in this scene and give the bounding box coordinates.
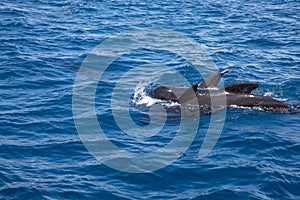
[132,83,159,107]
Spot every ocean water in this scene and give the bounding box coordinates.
[1,0,300,199]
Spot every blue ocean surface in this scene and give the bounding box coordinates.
[1,0,300,199]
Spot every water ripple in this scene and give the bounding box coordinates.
[1,0,299,199]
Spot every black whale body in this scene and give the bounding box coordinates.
[152,71,292,114]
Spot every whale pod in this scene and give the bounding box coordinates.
[152,70,291,114]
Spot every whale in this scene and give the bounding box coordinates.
[152,70,292,114]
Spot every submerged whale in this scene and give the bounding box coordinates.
[152,70,292,114]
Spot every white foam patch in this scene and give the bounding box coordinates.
[263,92,288,102]
[135,96,158,106]
[162,101,181,107]
[264,92,274,97]
[274,98,288,102]
[229,105,264,111]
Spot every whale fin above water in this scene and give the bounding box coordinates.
[198,68,230,88]
[153,68,234,104]
[224,83,259,94]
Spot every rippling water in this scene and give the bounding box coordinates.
[1,0,300,199]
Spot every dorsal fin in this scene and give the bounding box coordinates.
[225,83,259,94]
[199,68,230,88]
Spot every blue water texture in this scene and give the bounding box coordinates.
[1,0,300,199]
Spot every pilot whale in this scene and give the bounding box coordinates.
[152,69,292,114]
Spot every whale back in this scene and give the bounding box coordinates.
[224,83,259,94]
[152,85,198,103]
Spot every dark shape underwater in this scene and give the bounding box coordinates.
[152,69,292,114]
